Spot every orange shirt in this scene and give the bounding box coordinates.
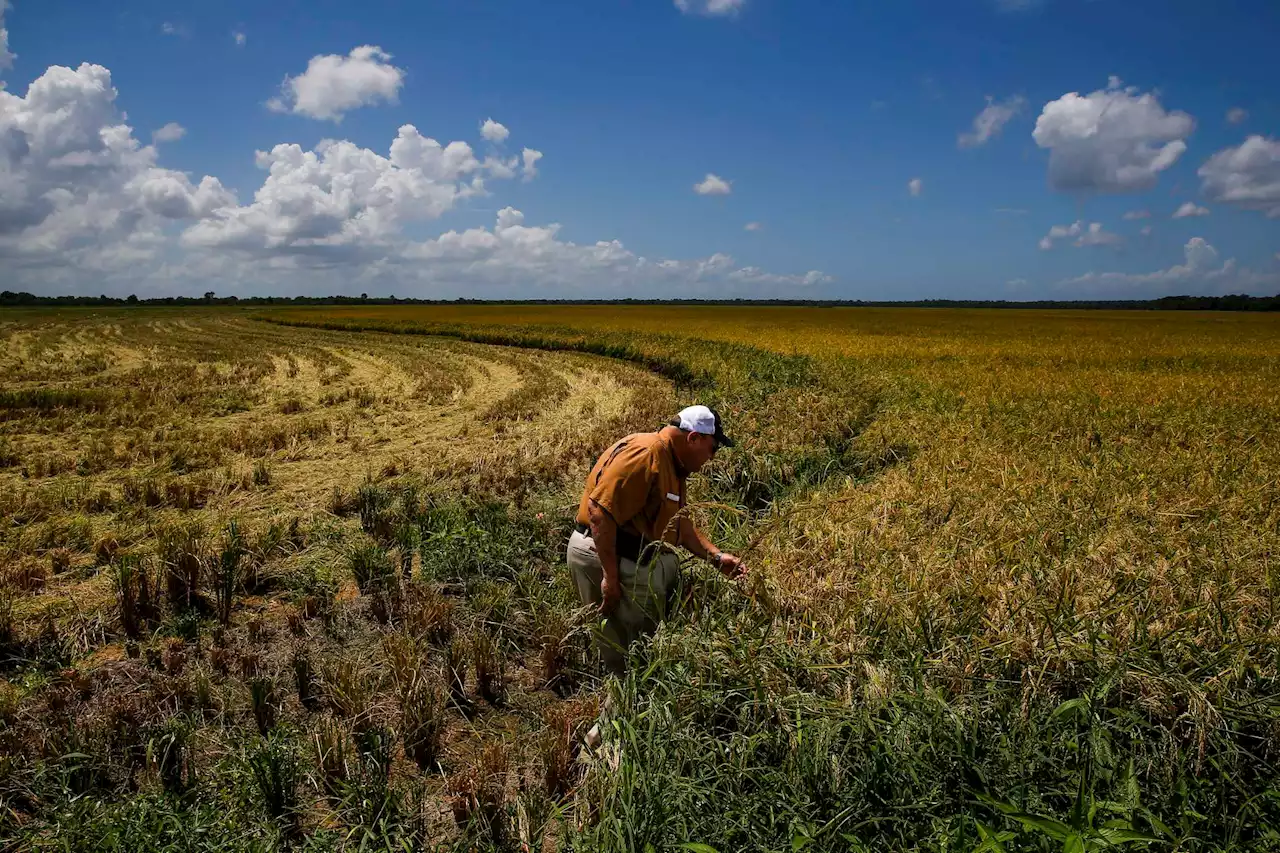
[576,430,687,546]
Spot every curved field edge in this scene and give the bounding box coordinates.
[256,309,1280,851]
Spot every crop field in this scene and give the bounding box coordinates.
[2,304,1279,851]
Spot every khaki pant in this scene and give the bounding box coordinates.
[566,530,681,674]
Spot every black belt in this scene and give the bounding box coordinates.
[574,522,648,563]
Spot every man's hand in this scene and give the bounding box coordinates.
[599,574,622,616]
[717,553,746,580]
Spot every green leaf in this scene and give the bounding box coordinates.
[1062,834,1085,853]
[1138,809,1172,839]
[972,820,1011,853]
[679,845,721,853]
[1004,812,1073,841]
[1053,697,1090,722]
[1095,827,1160,845]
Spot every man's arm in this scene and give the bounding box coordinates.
[587,500,622,615]
[678,516,746,579]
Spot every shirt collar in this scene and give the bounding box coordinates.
[657,429,689,479]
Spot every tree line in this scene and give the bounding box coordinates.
[2,290,1278,311]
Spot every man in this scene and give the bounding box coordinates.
[567,404,747,674]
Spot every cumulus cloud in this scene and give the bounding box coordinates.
[521,148,542,181]
[403,207,826,292]
[675,0,745,16]
[958,94,1026,149]
[1226,107,1248,125]
[181,125,506,253]
[1,1,14,70]
[744,221,762,231]
[1075,222,1123,247]
[1198,135,1280,218]
[1122,209,1150,220]
[152,122,186,143]
[694,173,732,196]
[0,62,233,272]
[908,177,923,197]
[0,40,828,298]
[480,118,509,144]
[1038,220,1121,250]
[267,45,404,122]
[233,30,246,47]
[1172,201,1209,219]
[1060,236,1278,295]
[1033,77,1194,193]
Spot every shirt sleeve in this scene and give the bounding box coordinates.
[586,445,654,529]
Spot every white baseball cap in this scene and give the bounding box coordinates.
[675,405,735,447]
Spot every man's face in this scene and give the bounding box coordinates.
[686,431,718,472]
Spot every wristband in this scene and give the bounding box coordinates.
[711,552,723,568]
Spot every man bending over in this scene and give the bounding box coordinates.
[567,405,746,674]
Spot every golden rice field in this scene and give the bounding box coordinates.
[2,304,1278,852]
[272,304,1280,662]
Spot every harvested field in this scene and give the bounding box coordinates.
[0,309,673,851]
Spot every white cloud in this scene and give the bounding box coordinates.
[1226,107,1248,125]
[694,173,732,196]
[1198,136,1280,218]
[161,22,178,36]
[1140,226,1153,237]
[1060,236,1278,295]
[675,0,745,16]
[1122,209,1150,220]
[480,118,509,144]
[233,30,246,47]
[0,62,233,272]
[152,122,186,143]
[1076,222,1122,247]
[403,207,827,293]
[521,147,542,181]
[1033,77,1194,193]
[1172,201,1209,219]
[958,94,1026,148]
[1039,220,1121,249]
[908,177,923,197]
[182,125,503,253]
[267,45,404,122]
[1,1,15,70]
[744,221,762,231]
[0,47,828,298]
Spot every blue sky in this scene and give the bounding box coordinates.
[2,0,1278,299]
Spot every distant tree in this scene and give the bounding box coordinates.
[361,293,368,300]
[203,291,216,302]
[127,294,138,304]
